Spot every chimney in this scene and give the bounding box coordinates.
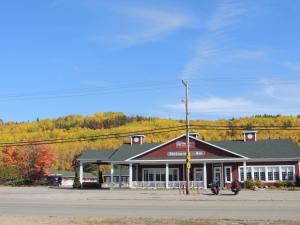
[243,130,257,142]
[189,132,199,139]
[131,134,145,145]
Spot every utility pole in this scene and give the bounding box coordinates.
[182,80,190,195]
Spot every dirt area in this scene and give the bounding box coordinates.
[1,217,300,225]
[1,187,300,224]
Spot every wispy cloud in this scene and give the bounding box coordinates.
[207,0,245,31]
[181,40,219,79]
[285,62,300,72]
[165,95,300,118]
[181,0,247,79]
[260,79,276,97]
[166,96,255,115]
[260,78,300,102]
[229,50,266,61]
[112,7,193,46]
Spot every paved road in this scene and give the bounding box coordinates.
[0,187,300,220]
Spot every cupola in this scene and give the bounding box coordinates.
[243,130,257,142]
[189,132,199,139]
[131,134,145,145]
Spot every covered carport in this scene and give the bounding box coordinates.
[76,150,115,188]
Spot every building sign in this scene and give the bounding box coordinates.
[176,141,195,148]
[167,151,206,157]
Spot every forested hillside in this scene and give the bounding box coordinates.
[1,112,300,174]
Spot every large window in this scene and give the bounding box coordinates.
[143,168,178,182]
[281,166,294,181]
[268,167,279,181]
[259,167,266,181]
[240,168,244,181]
[194,168,203,181]
[239,165,294,182]
[169,168,179,181]
[246,167,252,180]
[254,167,265,181]
[224,166,232,183]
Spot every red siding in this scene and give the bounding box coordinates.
[137,137,239,160]
[295,161,299,177]
[133,161,299,187]
[223,162,242,181]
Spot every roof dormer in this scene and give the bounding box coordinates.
[243,130,257,142]
[131,134,145,145]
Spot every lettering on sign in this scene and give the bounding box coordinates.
[167,151,206,157]
[176,141,195,148]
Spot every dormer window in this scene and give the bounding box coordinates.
[243,131,257,142]
[131,135,145,145]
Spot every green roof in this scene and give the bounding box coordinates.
[76,143,162,162]
[209,139,300,159]
[76,137,300,162]
[109,143,162,161]
[77,150,115,161]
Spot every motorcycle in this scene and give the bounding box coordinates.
[231,180,241,195]
[210,182,220,195]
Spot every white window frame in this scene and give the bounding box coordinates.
[252,167,266,181]
[193,167,203,181]
[142,168,165,182]
[142,168,179,182]
[240,167,245,182]
[281,166,294,181]
[224,166,232,183]
[169,168,179,181]
[238,165,295,182]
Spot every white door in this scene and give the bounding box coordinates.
[213,167,221,184]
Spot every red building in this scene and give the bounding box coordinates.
[77,131,300,189]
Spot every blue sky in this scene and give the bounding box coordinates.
[0,0,300,122]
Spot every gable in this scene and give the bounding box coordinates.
[134,137,244,160]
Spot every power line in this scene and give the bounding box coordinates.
[0,126,185,147]
[193,128,300,130]
[190,125,300,128]
[0,84,182,102]
[1,76,300,102]
[1,124,300,147]
[0,125,185,144]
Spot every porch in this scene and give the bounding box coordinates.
[78,160,246,189]
[101,181,204,189]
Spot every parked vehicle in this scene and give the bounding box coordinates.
[46,175,62,186]
[210,182,220,195]
[231,180,241,195]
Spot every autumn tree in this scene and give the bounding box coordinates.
[1,146,26,179]
[2,144,57,181]
[1,112,300,173]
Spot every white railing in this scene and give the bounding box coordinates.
[102,182,129,188]
[131,181,205,189]
[102,181,205,189]
[132,181,166,188]
[190,181,204,188]
[167,181,185,188]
